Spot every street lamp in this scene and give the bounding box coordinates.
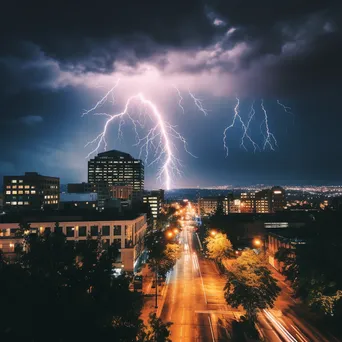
[210,229,217,237]
[173,228,179,234]
[253,237,266,254]
[166,231,173,238]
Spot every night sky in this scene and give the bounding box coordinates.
[0,0,341,189]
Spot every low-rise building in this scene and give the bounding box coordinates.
[59,193,98,210]
[0,212,147,272]
[3,172,60,211]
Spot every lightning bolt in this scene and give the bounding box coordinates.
[260,99,278,150]
[82,79,120,117]
[173,85,185,114]
[223,97,259,156]
[83,88,196,190]
[277,99,295,125]
[188,90,209,116]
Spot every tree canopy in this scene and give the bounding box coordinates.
[224,250,280,322]
[205,232,233,262]
[0,227,143,341]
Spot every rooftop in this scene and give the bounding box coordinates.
[0,210,144,224]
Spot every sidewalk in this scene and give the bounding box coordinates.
[139,265,170,324]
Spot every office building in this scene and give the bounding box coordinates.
[67,182,95,193]
[3,172,59,211]
[198,196,229,216]
[271,186,286,212]
[88,150,144,201]
[240,192,256,213]
[112,184,133,200]
[143,189,164,219]
[59,193,98,210]
[255,189,272,213]
[0,212,147,272]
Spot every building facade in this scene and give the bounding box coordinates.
[271,186,286,212]
[67,182,95,193]
[143,189,164,219]
[112,185,133,200]
[3,172,60,211]
[88,150,144,203]
[0,213,147,272]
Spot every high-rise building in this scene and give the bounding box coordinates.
[3,172,60,211]
[112,185,133,200]
[271,186,286,212]
[88,150,144,202]
[143,189,164,219]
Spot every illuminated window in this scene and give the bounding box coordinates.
[24,202,29,205]
[12,191,17,195]
[31,190,36,194]
[11,180,17,183]
[18,201,23,205]
[19,180,23,183]
[6,191,11,194]
[25,191,30,194]
[24,185,30,189]
[11,202,17,205]
[31,186,35,189]
[6,185,10,189]
[18,185,23,189]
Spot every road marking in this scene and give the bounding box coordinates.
[208,315,215,342]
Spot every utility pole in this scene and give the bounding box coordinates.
[155,263,158,309]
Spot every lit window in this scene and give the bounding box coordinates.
[6,185,11,189]
[25,185,30,189]
[18,201,23,205]
[12,191,17,195]
[25,191,30,194]
[18,185,23,189]
[31,190,36,194]
[24,202,29,205]
[11,202,17,205]
[11,180,17,183]
[6,191,11,194]
[31,186,35,189]
[19,180,23,183]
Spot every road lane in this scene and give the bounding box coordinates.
[160,225,215,341]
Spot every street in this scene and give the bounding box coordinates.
[160,208,240,341]
[157,205,340,341]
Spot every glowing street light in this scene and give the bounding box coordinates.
[166,231,173,238]
[173,228,179,234]
[253,238,262,247]
[210,230,217,237]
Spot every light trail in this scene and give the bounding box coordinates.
[83,88,196,190]
[263,309,298,342]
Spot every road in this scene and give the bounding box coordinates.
[159,206,339,341]
[160,210,239,341]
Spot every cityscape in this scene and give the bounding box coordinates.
[1,1,342,341]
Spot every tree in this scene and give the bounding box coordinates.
[224,250,280,322]
[205,232,233,262]
[144,230,181,276]
[138,312,173,342]
[0,225,143,341]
